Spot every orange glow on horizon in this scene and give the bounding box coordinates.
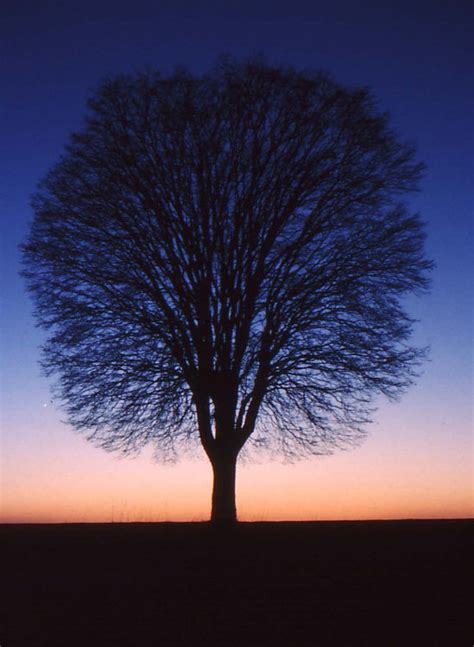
[2,395,472,524]
[2,449,472,524]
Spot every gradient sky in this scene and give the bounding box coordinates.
[1,0,472,522]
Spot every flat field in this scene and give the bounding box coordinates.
[1,520,471,646]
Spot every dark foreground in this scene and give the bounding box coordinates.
[1,520,472,646]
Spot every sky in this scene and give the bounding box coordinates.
[1,0,472,522]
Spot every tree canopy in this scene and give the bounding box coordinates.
[22,59,432,521]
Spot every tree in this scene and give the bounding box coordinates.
[22,59,432,523]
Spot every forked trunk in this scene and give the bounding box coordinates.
[210,452,238,524]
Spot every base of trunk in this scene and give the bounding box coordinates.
[210,454,238,524]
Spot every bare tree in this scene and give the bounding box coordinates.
[22,59,432,523]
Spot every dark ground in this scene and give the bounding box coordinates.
[1,519,472,646]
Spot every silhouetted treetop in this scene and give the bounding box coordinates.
[22,59,432,521]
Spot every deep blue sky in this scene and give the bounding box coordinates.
[1,0,472,520]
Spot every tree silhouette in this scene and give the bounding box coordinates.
[22,59,432,523]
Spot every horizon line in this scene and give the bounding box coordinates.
[2,517,472,526]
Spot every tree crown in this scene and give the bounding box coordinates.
[22,59,432,462]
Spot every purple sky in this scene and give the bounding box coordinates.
[1,0,472,521]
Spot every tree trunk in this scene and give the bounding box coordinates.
[210,452,238,524]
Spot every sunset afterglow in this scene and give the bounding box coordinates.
[2,389,471,522]
[1,1,472,524]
